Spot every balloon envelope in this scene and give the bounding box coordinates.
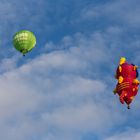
[13,30,36,55]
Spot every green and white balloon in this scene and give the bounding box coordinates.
[13,30,36,55]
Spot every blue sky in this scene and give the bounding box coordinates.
[0,0,140,140]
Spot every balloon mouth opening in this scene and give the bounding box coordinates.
[20,48,28,55]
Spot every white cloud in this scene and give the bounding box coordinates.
[105,129,140,140]
[42,102,120,132]
[76,0,140,27]
[0,32,126,140]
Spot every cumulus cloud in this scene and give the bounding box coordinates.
[0,32,126,140]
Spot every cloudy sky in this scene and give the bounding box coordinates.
[0,0,140,140]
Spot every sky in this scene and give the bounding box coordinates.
[0,0,140,140]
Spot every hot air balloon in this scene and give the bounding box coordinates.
[13,30,36,56]
[113,57,140,109]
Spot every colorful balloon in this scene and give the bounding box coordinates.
[113,57,140,109]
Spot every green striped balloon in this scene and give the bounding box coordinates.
[13,30,36,55]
